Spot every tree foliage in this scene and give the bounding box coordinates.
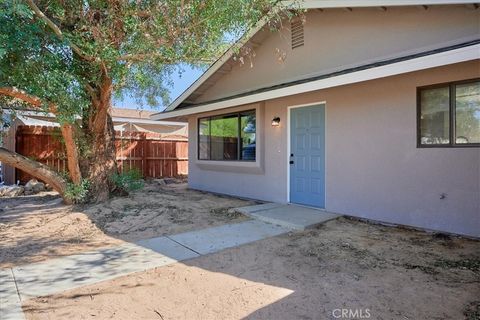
[0,0,293,201]
[0,0,284,115]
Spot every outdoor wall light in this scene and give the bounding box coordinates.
[271,117,281,127]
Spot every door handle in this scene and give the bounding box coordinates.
[289,160,294,164]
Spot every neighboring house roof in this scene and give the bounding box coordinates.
[111,115,185,126]
[110,107,155,119]
[111,108,188,126]
[3,107,153,119]
[14,114,59,127]
[2,107,188,137]
[2,107,185,126]
[151,0,480,121]
[114,122,188,138]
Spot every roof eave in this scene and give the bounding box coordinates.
[295,0,480,9]
[151,0,479,119]
[157,10,276,114]
[151,43,479,121]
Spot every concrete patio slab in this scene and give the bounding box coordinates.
[12,238,197,299]
[169,220,290,255]
[236,203,341,230]
[0,269,25,320]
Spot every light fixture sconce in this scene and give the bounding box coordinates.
[271,117,281,127]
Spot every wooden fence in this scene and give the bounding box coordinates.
[115,131,188,179]
[15,126,188,183]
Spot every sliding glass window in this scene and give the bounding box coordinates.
[418,79,479,147]
[198,110,256,161]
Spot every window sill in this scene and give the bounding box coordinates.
[194,160,264,174]
[417,144,480,148]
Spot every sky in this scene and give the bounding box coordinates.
[113,32,241,112]
[113,64,206,111]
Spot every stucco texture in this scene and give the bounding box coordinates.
[188,60,480,237]
[195,6,480,104]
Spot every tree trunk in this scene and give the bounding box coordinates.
[60,124,82,185]
[0,147,71,203]
[82,113,117,202]
[0,87,83,187]
[81,68,118,202]
[1,74,118,203]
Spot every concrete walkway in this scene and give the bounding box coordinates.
[1,204,339,319]
[0,269,24,320]
[12,241,199,300]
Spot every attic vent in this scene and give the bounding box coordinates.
[291,19,304,49]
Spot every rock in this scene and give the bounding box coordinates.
[164,178,177,185]
[25,179,37,191]
[0,185,25,197]
[25,179,46,194]
[33,182,45,193]
[154,179,167,185]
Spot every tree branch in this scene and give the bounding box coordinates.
[117,53,214,64]
[85,84,98,103]
[25,0,97,62]
[0,87,57,114]
[0,87,42,107]
[0,147,69,201]
[60,124,82,184]
[0,87,83,185]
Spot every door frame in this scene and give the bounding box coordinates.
[287,101,327,207]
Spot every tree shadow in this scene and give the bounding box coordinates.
[3,190,478,320]
[0,192,120,268]
[0,194,64,219]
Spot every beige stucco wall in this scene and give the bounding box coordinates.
[188,60,480,237]
[196,6,480,104]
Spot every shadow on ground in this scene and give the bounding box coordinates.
[0,181,256,268]
[17,215,480,320]
[2,183,479,320]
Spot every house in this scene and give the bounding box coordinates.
[0,108,188,184]
[152,0,480,237]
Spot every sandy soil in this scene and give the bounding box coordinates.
[83,181,254,242]
[0,192,120,268]
[0,182,255,268]
[23,217,480,320]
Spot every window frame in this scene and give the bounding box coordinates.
[197,109,257,161]
[417,78,480,148]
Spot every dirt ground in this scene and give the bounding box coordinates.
[22,217,480,320]
[0,181,255,268]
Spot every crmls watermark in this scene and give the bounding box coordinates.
[332,308,371,319]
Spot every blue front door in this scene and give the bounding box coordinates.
[290,105,325,208]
